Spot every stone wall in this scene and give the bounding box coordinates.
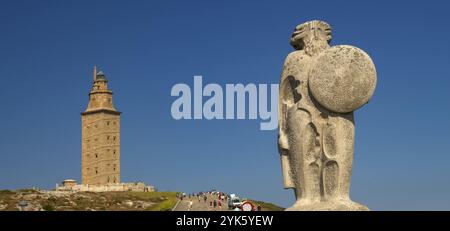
[56,182,155,192]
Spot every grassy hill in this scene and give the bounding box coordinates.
[249,199,284,211]
[0,189,177,211]
[0,189,284,211]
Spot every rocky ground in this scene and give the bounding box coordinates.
[0,189,177,211]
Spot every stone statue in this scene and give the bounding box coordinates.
[278,20,376,211]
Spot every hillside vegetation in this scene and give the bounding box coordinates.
[0,189,177,211]
[249,199,284,211]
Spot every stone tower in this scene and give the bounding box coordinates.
[81,67,121,185]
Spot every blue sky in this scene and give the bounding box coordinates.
[0,0,449,210]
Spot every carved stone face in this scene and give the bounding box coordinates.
[290,20,332,50]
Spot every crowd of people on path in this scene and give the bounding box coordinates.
[176,190,229,211]
[176,190,262,211]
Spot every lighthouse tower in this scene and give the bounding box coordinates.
[81,67,121,185]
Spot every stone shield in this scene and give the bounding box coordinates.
[308,45,377,113]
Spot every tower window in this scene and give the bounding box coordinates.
[107,121,110,126]
[95,153,98,158]
[113,136,116,141]
[107,136,110,140]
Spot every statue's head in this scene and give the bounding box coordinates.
[290,20,332,51]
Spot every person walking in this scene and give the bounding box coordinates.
[188,200,193,211]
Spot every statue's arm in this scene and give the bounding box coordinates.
[279,54,296,189]
[278,54,294,151]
